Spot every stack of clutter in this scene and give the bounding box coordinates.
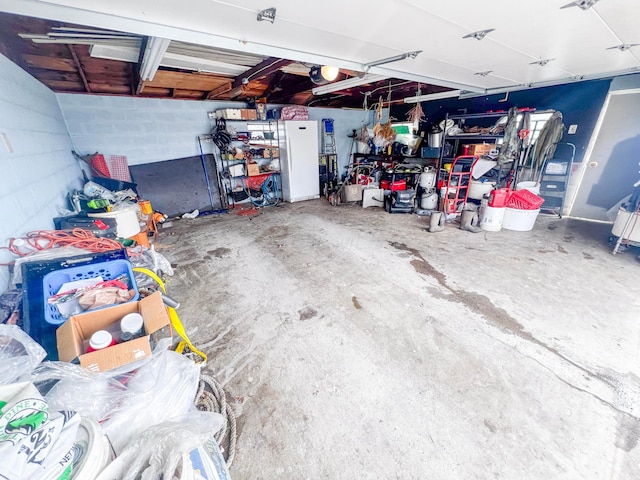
[0,324,231,479]
[479,184,544,232]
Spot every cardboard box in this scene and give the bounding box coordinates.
[245,162,260,176]
[216,109,242,120]
[56,292,172,372]
[466,143,495,156]
[262,147,279,159]
[240,109,257,120]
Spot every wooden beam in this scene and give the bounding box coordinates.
[232,57,293,89]
[144,70,229,91]
[22,54,76,72]
[67,45,91,93]
[267,78,314,103]
[205,82,232,100]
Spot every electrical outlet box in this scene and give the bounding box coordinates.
[568,124,578,134]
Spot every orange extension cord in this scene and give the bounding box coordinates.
[0,229,124,265]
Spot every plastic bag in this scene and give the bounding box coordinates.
[0,381,80,480]
[95,411,224,480]
[83,181,116,201]
[128,245,174,282]
[99,350,201,454]
[30,338,172,422]
[12,246,94,285]
[0,325,46,385]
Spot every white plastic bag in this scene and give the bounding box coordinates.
[0,325,46,385]
[100,350,201,453]
[95,411,224,480]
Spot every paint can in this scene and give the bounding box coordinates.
[138,199,153,215]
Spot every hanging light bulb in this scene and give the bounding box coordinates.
[309,65,340,84]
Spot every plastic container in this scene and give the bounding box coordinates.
[516,181,540,194]
[86,330,116,353]
[489,188,510,207]
[480,205,505,232]
[468,180,496,200]
[42,259,139,325]
[120,312,144,336]
[507,189,544,210]
[88,205,140,238]
[502,208,540,231]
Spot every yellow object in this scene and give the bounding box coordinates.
[444,163,452,171]
[138,199,153,215]
[132,267,207,364]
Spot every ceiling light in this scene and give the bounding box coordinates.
[312,74,388,96]
[309,65,340,85]
[140,37,170,81]
[463,29,495,41]
[403,90,462,104]
[606,44,640,52]
[561,0,600,10]
[363,51,421,72]
[257,7,276,23]
[474,71,493,77]
[530,59,555,67]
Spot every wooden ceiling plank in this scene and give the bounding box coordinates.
[205,81,233,100]
[68,45,91,93]
[145,70,229,91]
[232,57,293,89]
[22,54,76,72]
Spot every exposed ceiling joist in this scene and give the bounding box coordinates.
[232,57,293,89]
[67,44,90,92]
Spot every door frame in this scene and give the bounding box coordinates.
[567,88,640,219]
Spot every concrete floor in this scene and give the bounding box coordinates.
[159,200,640,479]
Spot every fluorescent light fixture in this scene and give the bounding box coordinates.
[312,74,388,95]
[403,90,461,104]
[140,36,171,81]
[463,29,495,41]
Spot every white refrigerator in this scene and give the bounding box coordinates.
[278,120,320,202]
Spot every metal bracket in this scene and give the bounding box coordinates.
[257,8,276,23]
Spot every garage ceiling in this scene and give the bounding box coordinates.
[1,0,639,107]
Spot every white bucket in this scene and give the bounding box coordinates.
[480,205,505,232]
[516,181,540,194]
[88,205,141,238]
[502,208,540,232]
[469,180,496,200]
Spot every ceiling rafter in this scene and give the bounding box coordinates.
[67,44,91,93]
[232,57,293,89]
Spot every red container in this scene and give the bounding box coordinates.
[488,188,510,207]
[380,179,389,190]
[86,330,117,353]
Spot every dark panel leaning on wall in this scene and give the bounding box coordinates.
[129,154,223,217]
[392,79,612,164]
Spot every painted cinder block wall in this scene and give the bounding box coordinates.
[0,54,83,293]
[56,94,376,176]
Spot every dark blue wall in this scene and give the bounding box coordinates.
[393,79,612,164]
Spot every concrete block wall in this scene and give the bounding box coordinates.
[0,55,83,293]
[57,94,377,173]
[57,94,251,166]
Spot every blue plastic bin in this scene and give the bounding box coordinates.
[42,259,139,325]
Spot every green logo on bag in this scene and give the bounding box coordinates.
[0,399,49,445]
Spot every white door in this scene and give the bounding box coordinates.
[570,90,640,221]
